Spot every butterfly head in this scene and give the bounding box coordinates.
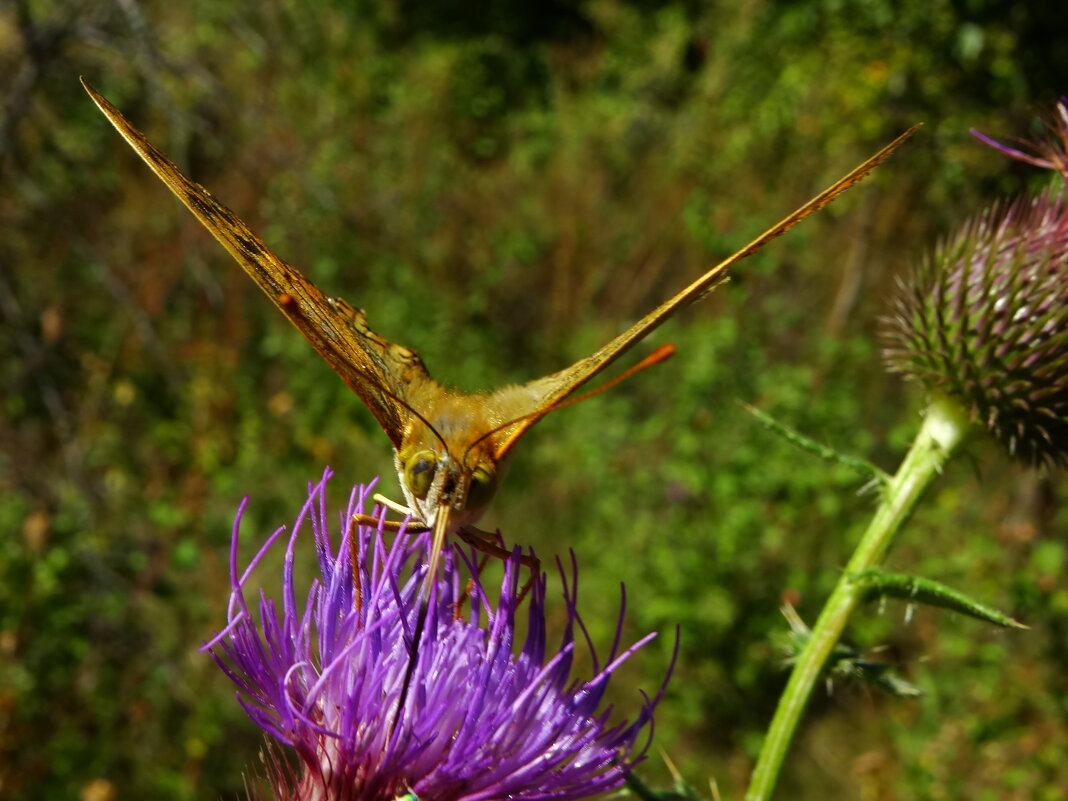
[396,433,500,533]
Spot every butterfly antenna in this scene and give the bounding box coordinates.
[462,343,676,465]
[350,374,452,460]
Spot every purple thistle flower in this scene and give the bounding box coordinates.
[206,468,673,801]
[970,98,1068,179]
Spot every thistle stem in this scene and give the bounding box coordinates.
[745,395,971,801]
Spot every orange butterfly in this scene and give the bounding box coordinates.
[83,78,916,581]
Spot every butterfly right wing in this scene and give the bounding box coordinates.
[83,78,435,448]
[491,124,922,458]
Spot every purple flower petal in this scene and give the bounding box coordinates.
[971,98,1068,179]
[210,468,673,801]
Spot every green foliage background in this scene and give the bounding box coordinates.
[2,0,1067,798]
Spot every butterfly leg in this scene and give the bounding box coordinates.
[373,493,414,517]
[457,526,539,570]
[350,512,430,534]
[352,493,431,532]
[457,525,540,605]
[346,512,363,617]
[452,553,491,621]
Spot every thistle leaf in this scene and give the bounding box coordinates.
[778,605,922,698]
[852,568,1028,629]
[741,402,890,485]
[862,664,924,698]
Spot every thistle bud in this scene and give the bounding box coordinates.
[884,190,1068,466]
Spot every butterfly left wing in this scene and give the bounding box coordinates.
[491,124,921,459]
[82,78,438,449]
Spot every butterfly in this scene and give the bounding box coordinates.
[82,78,917,582]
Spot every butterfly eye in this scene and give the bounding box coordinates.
[465,463,497,511]
[404,450,438,499]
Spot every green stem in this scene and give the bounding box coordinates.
[744,396,971,801]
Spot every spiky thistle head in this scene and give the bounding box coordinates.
[884,189,1068,466]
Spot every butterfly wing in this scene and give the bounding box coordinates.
[83,78,436,448]
[492,123,921,458]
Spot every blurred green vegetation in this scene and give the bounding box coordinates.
[2,0,1067,799]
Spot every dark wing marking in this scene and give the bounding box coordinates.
[83,78,436,448]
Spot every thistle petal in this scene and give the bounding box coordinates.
[209,468,673,801]
[970,97,1068,180]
